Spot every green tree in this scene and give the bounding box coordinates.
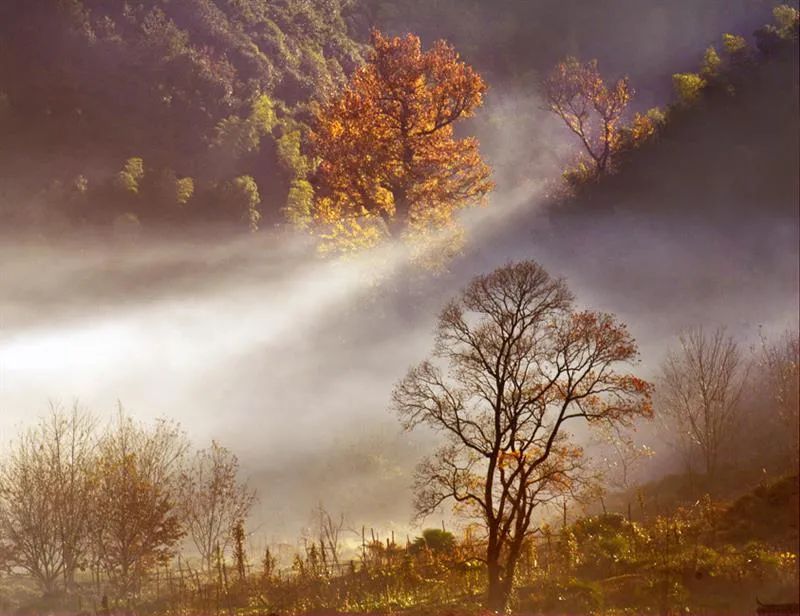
[411,528,456,554]
[672,73,706,105]
[219,175,262,231]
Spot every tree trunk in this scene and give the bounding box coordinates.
[486,560,508,612]
[387,186,411,237]
[486,555,521,612]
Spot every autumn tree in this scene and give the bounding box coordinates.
[305,30,493,250]
[658,327,747,476]
[179,441,256,574]
[0,403,96,595]
[544,57,633,176]
[88,412,187,602]
[393,261,653,611]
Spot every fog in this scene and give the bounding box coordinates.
[0,1,798,547]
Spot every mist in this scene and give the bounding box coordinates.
[0,0,797,550]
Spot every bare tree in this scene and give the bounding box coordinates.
[658,327,747,476]
[310,502,345,571]
[179,441,256,574]
[0,402,96,595]
[757,328,800,468]
[544,57,633,175]
[591,423,653,518]
[393,261,653,612]
[42,403,97,592]
[89,410,188,601]
[0,422,64,593]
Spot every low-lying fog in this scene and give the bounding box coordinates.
[1,175,796,547]
[0,1,797,551]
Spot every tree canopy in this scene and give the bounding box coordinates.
[305,30,493,251]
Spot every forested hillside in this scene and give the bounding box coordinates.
[0,2,798,615]
[0,0,792,238]
[0,0,363,231]
[362,0,774,86]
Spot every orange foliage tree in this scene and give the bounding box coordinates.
[89,414,187,601]
[544,57,634,176]
[392,261,653,612]
[306,30,493,251]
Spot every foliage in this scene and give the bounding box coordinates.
[179,441,256,574]
[544,57,633,175]
[114,158,146,195]
[0,0,363,231]
[89,413,188,601]
[307,30,493,252]
[0,404,96,593]
[411,529,457,554]
[218,175,263,231]
[672,73,708,105]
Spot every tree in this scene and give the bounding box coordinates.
[89,412,187,601]
[393,261,653,611]
[658,327,747,476]
[756,329,799,468]
[672,73,707,105]
[218,175,262,232]
[179,441,256,574]
[306,30,493,250]
[544,57,633,176]
[114,157,146,195]
[410,528,455,554]
[591,424,653,519]
[211,94,276,173]
[0,403,96,595]
[0,421,65,594]
[308,502,345,570]
[41,404,97,592]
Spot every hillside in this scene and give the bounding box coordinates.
[0,3,797,614]
[0,1,791,238]
[362,0,775,87]
[0,0,363,231]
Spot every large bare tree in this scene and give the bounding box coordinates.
[179,441,256,574]
[393,261,653,611]
[658,327,747,476]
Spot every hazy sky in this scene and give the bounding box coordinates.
[0,0,797,548]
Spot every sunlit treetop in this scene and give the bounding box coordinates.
[544,57,633,176]
[302,30,494,254]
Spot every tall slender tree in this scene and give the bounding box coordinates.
[179,441,256,574]
[658,327,747,476]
